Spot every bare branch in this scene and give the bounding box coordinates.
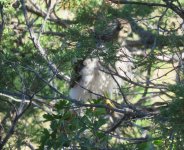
[20,0,71,82]
[25,4,70,28]
[162,0,184,20]
[0,96,32,149]
[34,31,65,37]
[0,3,4,41]
[108,0,167,7]
[108,0,184,20]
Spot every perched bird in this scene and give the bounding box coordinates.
[69,18,133,101]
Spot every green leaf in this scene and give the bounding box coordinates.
[55,100,70,110]
[43,114,55,121]
[93,108,106,116]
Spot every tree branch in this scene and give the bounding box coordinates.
[25,4,72,28]
[21,0,71,82]
[108,0,167,7]
[0,3,4,41]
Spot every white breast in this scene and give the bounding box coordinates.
[69,47,133,101]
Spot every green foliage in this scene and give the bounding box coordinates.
[156,84,184,149]
[0,0,184,149]
[39,100,109,149]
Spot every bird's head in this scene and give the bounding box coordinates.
[117,19,132,44]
